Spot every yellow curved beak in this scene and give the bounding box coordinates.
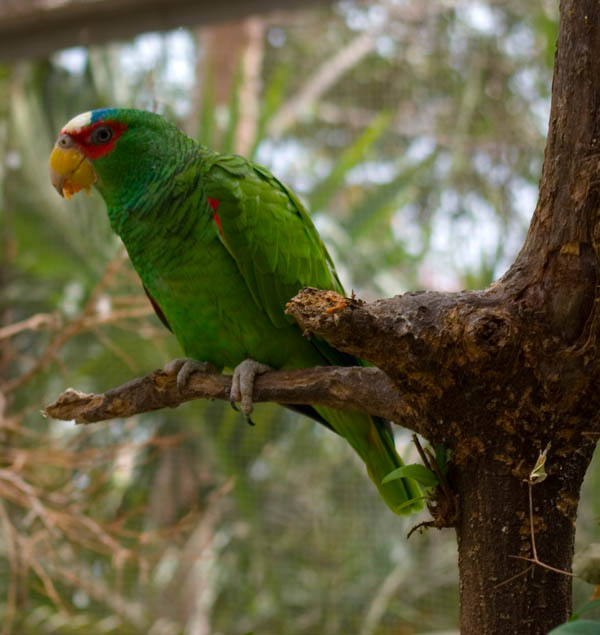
[49,145,97,199]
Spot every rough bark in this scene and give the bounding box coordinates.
[43,364,415,427]
[44,1,600,633]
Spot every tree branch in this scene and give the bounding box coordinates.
[285,287,523,433]
[43,364,421,430]
[267,28,378,137]
[286,287,518,369]
[0,0,333,62]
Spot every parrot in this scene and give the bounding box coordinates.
[48,107,422,515]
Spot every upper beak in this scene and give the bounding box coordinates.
[49,159,66,197]
[49,137,97,199]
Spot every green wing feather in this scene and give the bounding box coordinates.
[203,154,343,327]
[202,153,423,514]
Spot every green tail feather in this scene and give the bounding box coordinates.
[314,406,423,515]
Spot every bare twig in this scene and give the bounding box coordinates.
[1,252,155,394]
[423,447,444,490]
[43,363,423,430]
[410,434,457,530]
[501,449,574,585]
[412,434,432,470]
[508,554,575,578]
[507,479,574,578]
[0,313,59,341]
[25,538,68,614]
[406,520,436,539]
[268,29,379,137]
[0,501,18,635]
[528,477,540,562]
[493,564,535,590]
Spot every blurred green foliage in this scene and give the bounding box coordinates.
[0,1,599,634]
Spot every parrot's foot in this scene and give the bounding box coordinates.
[164,358,215,391]
[230,358,271,425]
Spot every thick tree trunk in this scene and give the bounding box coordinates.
[455,443,595,634]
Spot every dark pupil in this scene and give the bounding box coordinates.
[92,127,112,144]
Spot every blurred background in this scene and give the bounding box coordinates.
[0,0,599,633]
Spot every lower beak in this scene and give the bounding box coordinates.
[49,146,97,199]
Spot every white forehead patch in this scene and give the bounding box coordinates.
[62,111,92,133]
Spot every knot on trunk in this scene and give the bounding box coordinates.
[464,310,514,361]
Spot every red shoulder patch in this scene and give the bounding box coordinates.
[207,198,223,235]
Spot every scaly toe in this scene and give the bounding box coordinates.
[164,358,215,391]
[230,358,271,419]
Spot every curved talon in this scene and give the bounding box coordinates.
[230,358,271,419]
[230,399,255,424]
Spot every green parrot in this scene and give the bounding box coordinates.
[49,108,422,515]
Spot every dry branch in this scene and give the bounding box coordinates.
[268,28,378,137]
[43,364,419,429]
[0,313,59,341]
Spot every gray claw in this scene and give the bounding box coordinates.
[229,401,255,424]
[230,358,271,418]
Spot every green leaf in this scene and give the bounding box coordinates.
[382,463,439,488]
[570,598,600,621]
[549,620,600,634]
[393,495,428,513]
[530,442,551,484]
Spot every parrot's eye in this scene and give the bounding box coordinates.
[90,126,113,144]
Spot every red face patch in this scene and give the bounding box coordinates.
[62,120,128,160]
